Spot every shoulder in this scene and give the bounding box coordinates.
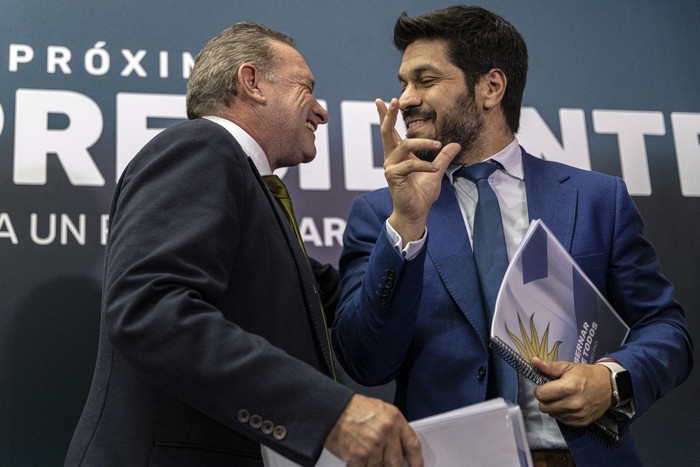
[522,149,620,190]
[148,118,242,154]
[127,119,247,173]
[117,118,255,198]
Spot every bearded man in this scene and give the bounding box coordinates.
[332,6,692,467]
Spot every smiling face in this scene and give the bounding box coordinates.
[261,41,328,170]
[398,39,484,162]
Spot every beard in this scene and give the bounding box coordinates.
[404,92,484,162]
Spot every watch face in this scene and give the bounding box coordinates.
[615,370,634,401]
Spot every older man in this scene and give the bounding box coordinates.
[66,22,421,467]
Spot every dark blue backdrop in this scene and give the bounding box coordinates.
[1,1,698,465]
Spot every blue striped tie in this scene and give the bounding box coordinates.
[456,161,516,402]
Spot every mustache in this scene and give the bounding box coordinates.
[401,107,436,125]
[402,107,439,161]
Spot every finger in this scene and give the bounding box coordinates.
[377,98,404,148]
[378,98,401,151]
[431,142,461,171]
[386,159,440,180]
[377,97,397,130]
[382,433,403,467]
[400,424,423,467]
[531,357,567,378]
[530,357,550,373]
[532,378,563,404]
[376,98,388,124]
[384,138,442,167]
[386,141,460,179]
[367,450,384,467]
[546,361,570,379]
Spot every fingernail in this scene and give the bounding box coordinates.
[433,141,441,148]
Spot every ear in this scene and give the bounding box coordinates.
[237,64,266,104]
[479,68,507,110]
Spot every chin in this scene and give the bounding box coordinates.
[415,149,438,162]
[405,130,425,140]
[301,151,317,164]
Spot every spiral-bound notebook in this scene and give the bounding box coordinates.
[489,219,629,444]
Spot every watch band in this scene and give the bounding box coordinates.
[597,360,633,407]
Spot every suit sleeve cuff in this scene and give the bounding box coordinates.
[385,219,427,261]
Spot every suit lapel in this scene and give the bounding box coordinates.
[426,176,490,349]
[425,152,580,348]
[523,151,578,251]
[247,159,335,376]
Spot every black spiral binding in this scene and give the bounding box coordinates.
[489,337,623,447]
[490,336,551,385]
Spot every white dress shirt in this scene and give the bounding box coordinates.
[203,115,271,175]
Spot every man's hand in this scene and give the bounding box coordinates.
[377,98,461,244]
[531,357,613,427]
[325,393,423,467]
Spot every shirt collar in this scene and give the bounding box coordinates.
[447,137,523,182]
[203,115,272,175]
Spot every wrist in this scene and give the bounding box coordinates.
[388,213,427,244]
[596,359,634,408]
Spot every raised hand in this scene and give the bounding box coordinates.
[377,98,461,244]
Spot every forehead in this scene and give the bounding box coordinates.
[398,39,461,81]
[272,41,314,81]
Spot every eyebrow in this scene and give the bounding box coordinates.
[397,64,443,82]
[301,74,315,92]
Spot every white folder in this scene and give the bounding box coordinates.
[262,398,532,467]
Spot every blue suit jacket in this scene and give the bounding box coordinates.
[332,150,693,466]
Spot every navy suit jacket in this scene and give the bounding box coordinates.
[333,149,693,466]
[66,119,353,467]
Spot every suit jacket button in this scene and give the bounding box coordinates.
[477,366,486,380]
[237,409,250,423]
[273,425,287,440]
[261,420,275,435]
[249,414,263,429]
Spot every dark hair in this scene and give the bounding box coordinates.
[186,22,294,119]
[394,5,528,133]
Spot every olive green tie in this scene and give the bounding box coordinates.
[263,174,336,379]
[263,175,306,254]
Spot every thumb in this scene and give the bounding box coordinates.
[433,142,461,171]
[531,357,568,378]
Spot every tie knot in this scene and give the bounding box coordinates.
[456,161,500,183]
[263,175,291,201]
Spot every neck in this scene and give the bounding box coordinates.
[220,105,279,170]
[455,131,514,165]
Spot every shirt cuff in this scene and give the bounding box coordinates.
[385,220,427,261]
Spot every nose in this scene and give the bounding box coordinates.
[399,84,421,111]
[312,99,329,125]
